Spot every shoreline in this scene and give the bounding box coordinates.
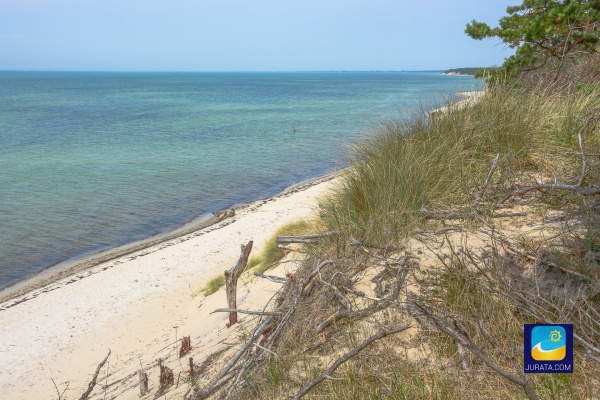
[0,170,340,399]
[0,172,339,306]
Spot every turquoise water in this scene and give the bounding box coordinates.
[0,71,478,290]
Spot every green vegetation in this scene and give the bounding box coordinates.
[217,85,598,400]
[443,67,488,75]
[191,2,600,399]
[198,274,225,296]
[466,0,599,75]
[322,85,599,244]
[248,220,314,274]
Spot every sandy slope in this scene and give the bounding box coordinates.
[0,175,337,400]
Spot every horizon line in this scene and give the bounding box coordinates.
[0,69,458,74]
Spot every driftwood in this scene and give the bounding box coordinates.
[78,349,111,400]
[138,370,149,396]
[180,336,192,358]
[224,241,253,327]
[291,325,411,400]
[194,260,335,399]
[276,231,339,244]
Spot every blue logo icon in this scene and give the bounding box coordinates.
[531,325,566,361]
[524,324,573,374]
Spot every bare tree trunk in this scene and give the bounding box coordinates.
[225,241,253,327]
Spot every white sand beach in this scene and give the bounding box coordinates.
[0,175,338,400]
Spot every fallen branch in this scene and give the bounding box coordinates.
[276,231,340,244]
[78,349,111,400]
[253,272,289,284]
[502,111,599,204]
[291,325,410,400]
[319,278,352,311]
[349,236,397,252]
[211,308,282,317]
[502,183,600,203]
[411,301,538,400]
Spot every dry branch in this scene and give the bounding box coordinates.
[501,110,600,203]
[253,272,289,284]
[291,325,410,400]
[211,308,282,317]
[276,231,339,244]
[198,320,273,399]
[78,349,111,400]
[475,153,500,203]
[411,302,539,400]
[225,241,253,327]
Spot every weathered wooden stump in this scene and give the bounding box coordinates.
[224,241,253,327]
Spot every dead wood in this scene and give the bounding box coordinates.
[195,260,335,398]
[411,301,539,400]
[211,308,282,317]
[291,325,410,400]
[349,235,397,252]
[502,110,599,204]
[475,153,500,203]
[158,359,174,393]
[276,231,339,244]
[319,278,352,311]
[253,272,289,284]
[198,320,273,398]
[194,368,238,400]
[225,241,253,327]
[78,349,111,400]
[189,357,195,377]
[138,370,149,396]
[179,336,192,358]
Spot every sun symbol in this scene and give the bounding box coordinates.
[549,329,562,342]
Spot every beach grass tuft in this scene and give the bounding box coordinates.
[249,220,314,274]
[198,274,226,297]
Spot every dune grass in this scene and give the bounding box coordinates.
[248,220,314,274]
[219,84,600,400]
[198,274,226,297]
[322,85,600,243]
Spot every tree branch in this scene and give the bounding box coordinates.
[78,349,111,400]
[291,325,410,400]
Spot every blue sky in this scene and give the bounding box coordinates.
[0,0,517,72]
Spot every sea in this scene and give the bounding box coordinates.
[0,71,479,291]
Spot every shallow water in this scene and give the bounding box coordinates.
[0,71,479,290]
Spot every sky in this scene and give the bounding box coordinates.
[0,0,518,72]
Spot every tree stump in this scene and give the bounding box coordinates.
[179,336,192,358]
[138,370,149,395]
[224,241,253,327]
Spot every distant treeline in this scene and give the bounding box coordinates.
[443,67,489,75]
